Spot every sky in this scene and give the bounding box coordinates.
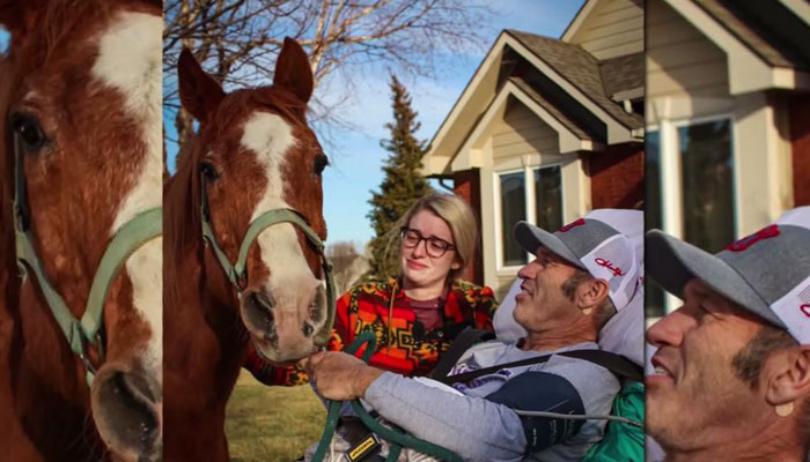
[4,1,585,250]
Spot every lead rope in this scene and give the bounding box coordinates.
[311,330,463,462]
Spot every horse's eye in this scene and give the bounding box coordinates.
[11,114,47,152]
[314,153,329,176]
[199,161,219,181]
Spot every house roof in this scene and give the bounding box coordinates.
[600,53,645,99]
[422,25,644,176]
[506,30,644,130]
[694,0,810,71]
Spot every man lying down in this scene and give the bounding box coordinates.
[302,210,644,462]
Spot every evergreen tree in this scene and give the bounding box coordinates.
[367,75,433,277]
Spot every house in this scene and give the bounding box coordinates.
[421,0,645,299]
[646,0,810,315]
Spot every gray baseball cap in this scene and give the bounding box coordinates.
[646,207,810,344]
[514,209,643,311]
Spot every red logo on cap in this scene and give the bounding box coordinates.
[726,225,780,252]
[595,258,624,277]
[801,304,810,318]
[559,218,585,233]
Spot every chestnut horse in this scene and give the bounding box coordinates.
[0,1,163,460]
[164,38,333,460]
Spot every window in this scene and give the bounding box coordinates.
[497,166,563,268]
[679,120,734,253]
[535,166,563,233]
[499,172,526,267]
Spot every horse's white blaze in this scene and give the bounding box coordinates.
[241,112,319,309]
[123,238,163,376]
[93,11,163,375]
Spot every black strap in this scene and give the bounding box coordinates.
[436,348,643,385]
[429,327,494,380]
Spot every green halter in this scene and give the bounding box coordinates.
[200,176,336,345]
[12,135,162,384]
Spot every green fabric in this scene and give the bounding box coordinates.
[582,381,646,462]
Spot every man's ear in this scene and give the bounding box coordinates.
[575,278,609,315]
[763,346,810,415]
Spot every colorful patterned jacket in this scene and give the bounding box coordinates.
[243,278,498,385]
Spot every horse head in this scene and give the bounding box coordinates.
[0,0,162,459]
[175,38,332,364]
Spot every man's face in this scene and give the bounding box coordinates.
[513,247,579,331]
[646,279,767,450]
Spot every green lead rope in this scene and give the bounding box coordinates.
[311,331,463,462]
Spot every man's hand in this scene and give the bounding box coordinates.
[300,351,385,401]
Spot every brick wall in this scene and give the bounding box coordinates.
[790,93,810,206]
[452,169,484,285]
[588,142,644,209]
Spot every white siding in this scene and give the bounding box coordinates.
[491,103,561,163]
[568,0,644,60]
[646,0,730,122]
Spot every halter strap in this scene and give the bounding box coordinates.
[200,176,336,344]
[12,134,162,384]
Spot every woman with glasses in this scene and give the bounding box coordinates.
[244,192,497,383]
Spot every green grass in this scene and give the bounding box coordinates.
[226,371,327,462]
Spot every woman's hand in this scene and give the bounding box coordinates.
[300,351,385,401]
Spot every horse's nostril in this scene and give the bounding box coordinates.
[95,371,160,455]
[249,290,275,312]
[302,323,314,337]
[244,290,276,332]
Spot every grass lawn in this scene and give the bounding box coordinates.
[226,371,327,462]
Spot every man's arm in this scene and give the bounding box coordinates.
[306,352,586,462]
[364,372,527,462]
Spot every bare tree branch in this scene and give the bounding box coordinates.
[164,0,494,164]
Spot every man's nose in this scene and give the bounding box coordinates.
[517,260,538,280]
[646,307,693,348]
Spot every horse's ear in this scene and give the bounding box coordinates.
[273,37,313,103]
[178,48,225,122]
[0,0,45,43]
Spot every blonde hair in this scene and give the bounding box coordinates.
[384,192,478,282]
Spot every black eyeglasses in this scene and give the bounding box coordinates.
[400,227,455,258]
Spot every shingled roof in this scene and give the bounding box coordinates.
[505,29,644,130]
[694,0,810,71]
